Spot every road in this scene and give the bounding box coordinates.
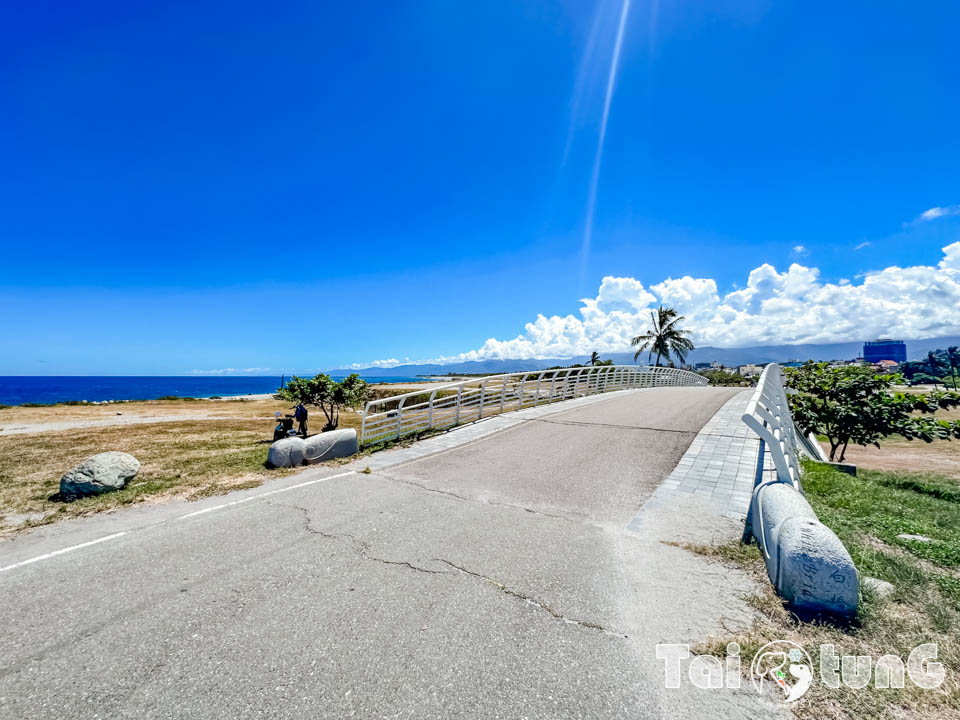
[0,387,783,719]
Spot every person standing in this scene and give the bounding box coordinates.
[294,402,308,437]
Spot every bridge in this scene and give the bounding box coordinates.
[0,378,791,719]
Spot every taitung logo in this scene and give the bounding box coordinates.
[750,640,814,703]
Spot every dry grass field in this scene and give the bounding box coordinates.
[822,404,960,480]
[0,396,370,536]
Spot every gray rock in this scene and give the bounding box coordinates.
[750,480,859,615]
[303,429,359,464]
[775,517,859,615]
[896,533,935,543]
[863,576,895,598]
[60,451,140,498]
[267,437,305,468]
[752,481,818,584]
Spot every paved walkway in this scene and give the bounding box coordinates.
[630,390,775,529]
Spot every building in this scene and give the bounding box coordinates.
[863,339,907,364]
[737,364,764,378]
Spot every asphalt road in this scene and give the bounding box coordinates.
[0,387,783,719]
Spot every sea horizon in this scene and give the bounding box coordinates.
[0,375,433,406]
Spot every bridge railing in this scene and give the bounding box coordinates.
[740,367,860,615]
[359,365,708,446]
[741,363,803,489]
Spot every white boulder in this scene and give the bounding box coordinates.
[303,429,358,463]
[267,437,305,468]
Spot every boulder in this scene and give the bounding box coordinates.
[60,452,140,498]
[750,479,859,616]
[863,576,896,599]
[775,517,859,616]
[896,533,935,543]
[267,437,305,468]
[302,429,359,463]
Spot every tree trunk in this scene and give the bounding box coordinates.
[655,351,662,367]
[838,440,849,463]
[828,440,840,462]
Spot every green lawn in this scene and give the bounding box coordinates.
[688,462,960,719]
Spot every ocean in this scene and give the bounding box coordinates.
[0,376,429,406]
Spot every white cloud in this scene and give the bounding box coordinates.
[346,358,403,369]
[854,241,871,251]
[914,205,960,222]
[188,367,272,375]
[791,244,809,256]
[371,243,960,365]
[941,241,960,271]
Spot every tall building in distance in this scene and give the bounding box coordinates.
[863,339,907,363]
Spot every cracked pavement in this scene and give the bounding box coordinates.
[0,386,787,719]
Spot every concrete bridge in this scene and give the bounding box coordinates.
[0,386,788,719]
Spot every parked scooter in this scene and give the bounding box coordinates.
[273,412,297,441]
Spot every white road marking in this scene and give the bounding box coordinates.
[175,470,356,520]
[1,470,357,575]
[0,532,128,574]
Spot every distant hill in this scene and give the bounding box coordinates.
[329,336,960,377]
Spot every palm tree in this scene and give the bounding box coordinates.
[946,346,960,389]
[926,351,943,388]
[631,306,695,367]
[590,351,600,366]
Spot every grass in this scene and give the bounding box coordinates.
[0,409,365,536]
[684,461,960,719]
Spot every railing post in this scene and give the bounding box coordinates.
[535,372,543,405]
[396,396,406,440]
[455,386,462,425]
[360,401,370,444]
[479,379,487,419]
[499,376,507,413]
[517,375,526,409]
[428,389,437,430]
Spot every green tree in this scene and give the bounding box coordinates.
[926,351,944,388]
[277,373,369,431]
[590,351,600,366]
[786,363,960,462]
[631,306,695,367]
[946,346,960,389]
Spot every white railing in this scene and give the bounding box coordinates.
[360,365,708,445]
[741,363,803,490]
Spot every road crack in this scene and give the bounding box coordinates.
[434,559,627,638]
[274,501,449,575]
[530,417,696,435]
[376,474,574,522]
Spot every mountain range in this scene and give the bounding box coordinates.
[329,336,960,378]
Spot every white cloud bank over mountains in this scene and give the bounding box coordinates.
[358,242,960,368]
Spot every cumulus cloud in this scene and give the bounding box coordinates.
[914,205,960,223]
[387,242,960,364]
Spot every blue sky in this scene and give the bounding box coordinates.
[2,1,959,375]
